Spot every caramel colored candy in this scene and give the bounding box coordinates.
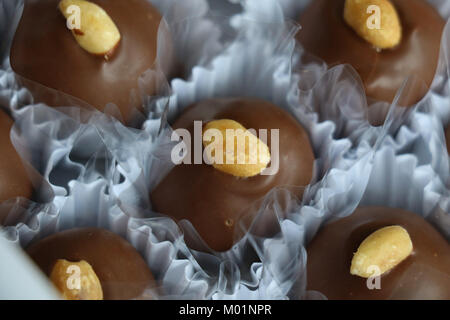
[307,207,450,300]
[10,0,169,124]
[297,0,444,105]
[151,98,314,252]
[27,228,156,300]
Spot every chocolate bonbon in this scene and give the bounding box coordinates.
[306,207,450,299]
[10,0,169,124]
[296,0,445,105]
[27,228,156,300]
[151,98,315,252]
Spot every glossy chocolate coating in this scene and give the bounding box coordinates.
[306,207,450,300]
[297,0,445,105]
[10,0,164,124]
[151,98,315,252]
[27,228,156,300]
[0,109,32,204]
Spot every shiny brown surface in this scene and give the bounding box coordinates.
[10,0,164,124]
[151,98,315,252]
[0,109,33,204]
[297,0,445,105]
[27,228,156,300]
[307,207,450,300]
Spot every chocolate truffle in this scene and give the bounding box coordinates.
[306,207,450,300]
[151,98,315,252]
[0,109,33,204]
[27,228,156,300]
[10,0,170,124]
[296,0,445,105]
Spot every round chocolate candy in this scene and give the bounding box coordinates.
[306,207,450,300]
[0,109,33,204]
[151,98,315,252]
[27,228,156,300]
[10,0,170,125]
[296,0,445,105]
